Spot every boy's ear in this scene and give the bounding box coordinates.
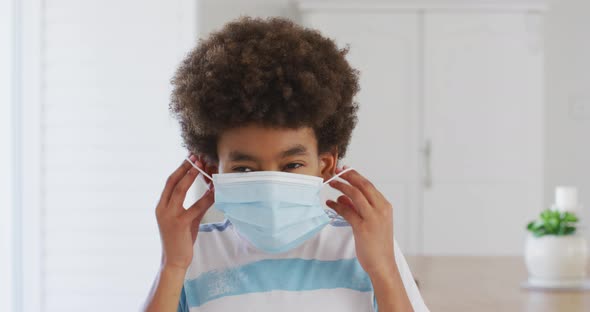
[319,147,338,181]
[196,154,218,180]
[200,160,218,188]
[203,160,219,177]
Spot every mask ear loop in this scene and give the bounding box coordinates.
[323,167,355,185]
[185,157,214,189]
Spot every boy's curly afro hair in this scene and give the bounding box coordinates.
[169,16,360,163]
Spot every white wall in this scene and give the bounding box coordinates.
[28,0,198,311]
[197,0,297,35]
[544,0,590,237]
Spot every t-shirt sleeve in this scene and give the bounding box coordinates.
[177,285,189,312]
[391,238,430,312]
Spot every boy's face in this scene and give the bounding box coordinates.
[206,124,338,181]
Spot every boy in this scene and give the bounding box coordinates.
[144,16,429,312]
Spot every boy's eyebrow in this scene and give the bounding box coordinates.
[228,144,308,162]
[228,151,258,162]
[279,144,308,158]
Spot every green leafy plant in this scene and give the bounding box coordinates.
[526,209,579,237]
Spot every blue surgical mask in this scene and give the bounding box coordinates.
[186,157,353,254]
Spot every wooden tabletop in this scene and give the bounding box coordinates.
[405,256,590,312]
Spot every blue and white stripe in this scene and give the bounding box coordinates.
[177,208,428,312]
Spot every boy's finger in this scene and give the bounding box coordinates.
[328,179,371,217]
[334,168,381,206]
[326,199,361,227]
[183,189,215,223]
[169,166,200,212]
[337,195,357,212]
[161,156,197,204]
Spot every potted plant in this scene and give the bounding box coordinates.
[525,209,588,287]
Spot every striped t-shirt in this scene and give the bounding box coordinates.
[177,208,429,312]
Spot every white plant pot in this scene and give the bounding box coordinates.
[525,233,588,287]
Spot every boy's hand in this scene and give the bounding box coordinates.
[155,155,215,271]
[325,166,396,278]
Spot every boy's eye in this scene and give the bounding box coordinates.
[232,166,253,172]
[283,163,303,171]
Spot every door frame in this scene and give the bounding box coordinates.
[15,0,43,311]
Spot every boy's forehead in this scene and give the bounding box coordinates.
[217,125,318,159]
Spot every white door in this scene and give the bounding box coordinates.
[301,12,422,253]
[422,12,544,255]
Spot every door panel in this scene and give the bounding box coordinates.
[422,12,544,255]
